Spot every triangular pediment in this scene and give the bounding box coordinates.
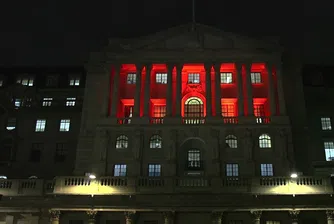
[108,23,280,52]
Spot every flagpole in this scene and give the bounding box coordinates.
[192,0,195,31]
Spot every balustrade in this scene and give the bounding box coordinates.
[0,176,332,197]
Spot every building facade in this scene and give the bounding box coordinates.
[0,24,334,224]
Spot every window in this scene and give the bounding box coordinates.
[17,77,34,86]
[251,72,262,83]
[35,119,46,132]
[259,134,271,148]
[14,98,22,107]
[114,164,127,176]
[24,98,32,107]
[148,164,161,176]
[156,73,167,84]
[187,149,201,169]
[66,97,76,106]
[46,75,58,87]
[266,221,280,224]
[324,142,334,161]
[30,143,43,163]
[222,104,235,117]
[6,118,16,130]
[115,135,128,149]
[127,73,136,84]
[55,143,67,163]
[188,73,200,83]
[184,97,204,118]
[220,72,233,84]
[226,164,239,176]
[149,135,162,149]
[261,164,274,176]
[225,135,237,148]
[152,105,166,117]
[59,119,71,132]
[321,117,332,130]
[42,98,53,107]
[69,77,80,86]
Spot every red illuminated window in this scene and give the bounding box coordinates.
[254,105,265,117]
[127,73,136,84]
[153,105,166,117]
[188,73,200,84]
[124,106,133,118]
[222,104,235,117]
[251,72,262,84]
[220,72,233,84]
[156,73,167,84]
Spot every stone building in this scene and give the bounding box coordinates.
[0,24,333,224]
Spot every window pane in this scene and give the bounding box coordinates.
[321,117,332,130]
[261,164,273,176]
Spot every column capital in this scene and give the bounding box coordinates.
[87,210,98,220]
[327,210,334,220]
[288,210,300,221]
[49,210,60,221]
[163,211,175,221]
[211,211,223,221]
[135,64,144,72]
[213,63,221,71]
[144,63,152,71]
[250,210,262,220]
[204,63,214,71]
[124,211,136,220]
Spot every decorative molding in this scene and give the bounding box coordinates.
[49,210,60,221]
[289,210,300,221]
[327,210,334,220]
[86,210,98,220]
[250,210,262,220]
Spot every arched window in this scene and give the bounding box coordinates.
[259,134,271,148]
[184,97,204,118]
[115,135,129,149]
[187,149,201,170]
[225,135,237,148]
[149,135,162,149]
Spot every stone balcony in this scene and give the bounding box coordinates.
[0,176,332,197]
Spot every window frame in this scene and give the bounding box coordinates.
[149,135,162,149]
[259,134,271,148]
[59,119,71,132]
[226,163,239,177]
[35,119,47,132]
[115,135,129,149]
[114,164,127,176]
[148,164,161,177]
[127,73,136,84]
[260,163,274,176]
[187,73,200,84]
[155,73,167,84]
[251,72,262,84]
[321,117,332,130]
[220,72,233,84]
[225,135,238,148]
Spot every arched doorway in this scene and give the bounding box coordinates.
[184,97,204,124]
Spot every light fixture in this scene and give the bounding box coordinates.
[88,174,96,179]
[290,173,298,178]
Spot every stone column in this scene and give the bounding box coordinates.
[134,64,143,117]
[124,211,136,224]
[175,64,183,117]
[110,64,120,117]
[289,210,300,224]
[214,64,222,117]
[276,63,286,115]
[266,63,276,116]
[143,64,152,117]
[49,210,60,224]
[205,63,213,117]
[327,210,334,224]
[236,62,244,116]
[101,65,111,117]
[166,64,174,117]
[211,212,223,224]
[87,210,98,224]
[163,211,175,224]
[250,211,262,224]
[245,63,254,116]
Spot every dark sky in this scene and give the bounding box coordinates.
[1,0,333,66]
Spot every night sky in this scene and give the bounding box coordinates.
[1,0,333,66]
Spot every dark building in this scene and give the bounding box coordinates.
[0,24,333,224]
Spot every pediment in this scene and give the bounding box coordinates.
[108,23,280,52]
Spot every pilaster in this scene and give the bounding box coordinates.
[214,63,222,117]
[110,64,120,117]
[250,210,262,224]
[124,211,136,224]
[205,63,213,117]
[49,210,60,224]
[163,211,175,224]
[143,64,152,117]
[166,64,174,117]
[245,63,254,116]
[266,62,276,116]
[236,62,244,116]
[175,64,183,117]
[134,64,143,117]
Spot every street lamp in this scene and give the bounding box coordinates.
[290,173,298,178]
[88,174,96,179]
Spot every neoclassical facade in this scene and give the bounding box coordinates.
[0,24,333,224]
